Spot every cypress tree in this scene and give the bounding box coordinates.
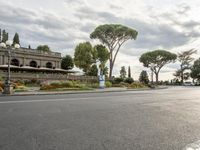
[2,30,7,42]
[128,66,131,78]
[13,33,20,45]
[0,29,1,42]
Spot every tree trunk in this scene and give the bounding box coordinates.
[155,73,159,84]
[181,72,184,85]
[109,60,113,78]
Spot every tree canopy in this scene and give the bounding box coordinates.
[139,70,149,84]
[191,58,200,82]
[37,45,51,52]
[139,50,177,83]
[90,24,138,78]
[87,64,98,76]
[120,66,126,79]
[74,42,109,76]
[2,30,8,43]
[61,55,74,70]
[128,66,131,78]
[94,44,109,75]
[174,49,196,84]
[74,42,94,74]
[13,33,20,45]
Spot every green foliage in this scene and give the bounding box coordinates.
[139,50,177,83]
[105,81,112,87]
[113,77,123,84]
[0,81,4,92]
[90,24,138,77]
[13,33,20,45]
[175,49,197,84]
[120,66,126,79]
[103,66,109,77]
[37,45,51,52]
[139,70,149,84]
[191,58,200,81]
[74,42,94,74]
[40,81,97,91]
[124,77,134,84]
[0,29,1,42]
[128,66,131,78]
[2,30,8,43]
[87,64,98,76]
[74,42,109,76]
[128,82,147,89]
[61,55,74,70]
[94,44,109,63]
[94,44,109,75]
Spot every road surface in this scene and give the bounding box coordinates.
[0,86,200,150]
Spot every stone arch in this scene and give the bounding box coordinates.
[46,62,53,69]
[11,59,20,66]
[30,60,37,68]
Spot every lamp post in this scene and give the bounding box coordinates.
[0,41,20,95]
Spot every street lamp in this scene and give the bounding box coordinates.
[0,41,20,95]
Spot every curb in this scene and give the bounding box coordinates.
[0,87,168,97]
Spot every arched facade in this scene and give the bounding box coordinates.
[11,59,20,66]
[46,62,53,69]
[30,60,37,68]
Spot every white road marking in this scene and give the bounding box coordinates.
[0,95,129,104]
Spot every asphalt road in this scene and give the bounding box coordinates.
[0,86,200,150]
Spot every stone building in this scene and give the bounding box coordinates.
[0,47,61,69]
[0,47,78,80]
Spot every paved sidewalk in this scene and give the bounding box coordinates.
[0,86,168,96]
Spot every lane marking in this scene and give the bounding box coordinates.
[0,95,130,104]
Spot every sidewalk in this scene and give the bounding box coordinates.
[0,86,168,96]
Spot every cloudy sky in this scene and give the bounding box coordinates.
[0,0,200,80]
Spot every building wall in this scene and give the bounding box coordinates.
[0,48,62,69]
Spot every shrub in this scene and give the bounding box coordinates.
[124,77,134,84]
[0,81,4,89]
[50,82,62,88]
[128,82,146,89]
[0,87,3,92]
[105,81,112,87]
[0,81,4,92]
[114,77,123,84]
[119,82,129,87]
[61,81,74,88]
[89,83,99,88]
[40,85,55,90]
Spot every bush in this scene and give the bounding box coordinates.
[40,85,55,90]
[0,82,4,89]
[124,77,134,84]
[114,77,123,84]
[0,82,4,92]
[105,81,112,87]
[128,82,146,89]
[61,81,74,88]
